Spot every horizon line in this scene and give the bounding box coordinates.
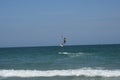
[0,43,120,49]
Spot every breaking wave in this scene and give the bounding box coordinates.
[58,52,84,57]
[0,68,120,78]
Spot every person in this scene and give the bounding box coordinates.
[63,37,66,44]
[60,36,67,47]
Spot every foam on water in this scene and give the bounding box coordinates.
[58,52,83,57]
[0,68,120,78]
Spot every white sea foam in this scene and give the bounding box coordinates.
[0,68,120,78]
[58,52,70,55]
[58,52,83,57]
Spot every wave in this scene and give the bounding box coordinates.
[58,52,83,57]
[0,68,120,78]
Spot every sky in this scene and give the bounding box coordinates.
[0,0,120,47]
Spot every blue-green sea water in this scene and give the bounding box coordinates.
[0,44,120,80]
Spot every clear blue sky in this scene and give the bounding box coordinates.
[0,0,120,47]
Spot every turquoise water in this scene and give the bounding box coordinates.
[0,44,120,80]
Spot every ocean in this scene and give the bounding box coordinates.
[0,44,120,80]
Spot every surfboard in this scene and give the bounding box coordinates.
[60,44,63,47]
